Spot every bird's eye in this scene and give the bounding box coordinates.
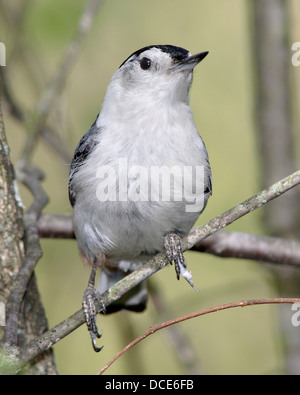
[140,57,151,70]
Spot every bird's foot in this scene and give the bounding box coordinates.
[82,285,105,352]
[164,233,198,291]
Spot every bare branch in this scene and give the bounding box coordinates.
[35,0,105,122]
[97,297,300,375]
[37,213,300,267]
[0,68,73,163]
[16,164,49,219]
[38,214,74,239]
[21,0,105,162]
[192,231,300,266]
[40,127,73,164]
[149,281,202,374]
[18,309,85,370]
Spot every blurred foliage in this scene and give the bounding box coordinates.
[0,0,300,375]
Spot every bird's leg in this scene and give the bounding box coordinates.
[164,233,198,291]
[82,260,105,352]
[164,233,185,279]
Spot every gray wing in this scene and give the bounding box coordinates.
[68,117,100,207]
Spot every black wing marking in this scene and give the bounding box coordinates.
[68,117,100,207]
[206,173,212,197]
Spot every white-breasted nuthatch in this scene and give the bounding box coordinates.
[69,45,212,351]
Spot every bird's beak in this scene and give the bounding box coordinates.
[172,51,209,72]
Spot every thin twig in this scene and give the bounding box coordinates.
[0,68,73,162]
[21,0,105,162]
[40,127,73,164]
[149,281,202,374]
[97,297,300,375]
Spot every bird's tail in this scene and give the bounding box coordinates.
[97,263,148,314]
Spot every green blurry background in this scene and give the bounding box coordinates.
[1,0,300,374]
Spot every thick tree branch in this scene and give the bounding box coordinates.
[0,92,25,301]
[37,213,300,267]
[12,169,300,372]
[38,214,75,239]
[192,231,300,266]
[4,164,49,347]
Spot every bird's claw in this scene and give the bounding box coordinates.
[90,330,103,353]
[164,233,198,291]
[82,285,105,352]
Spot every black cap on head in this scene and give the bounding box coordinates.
[119,45,189,68]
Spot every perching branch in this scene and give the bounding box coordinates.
[14,168,300,371]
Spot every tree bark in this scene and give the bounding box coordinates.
[0,92,57,375]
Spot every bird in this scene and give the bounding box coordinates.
[68,44,212,351]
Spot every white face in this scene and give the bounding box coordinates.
[112,47,194,104]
